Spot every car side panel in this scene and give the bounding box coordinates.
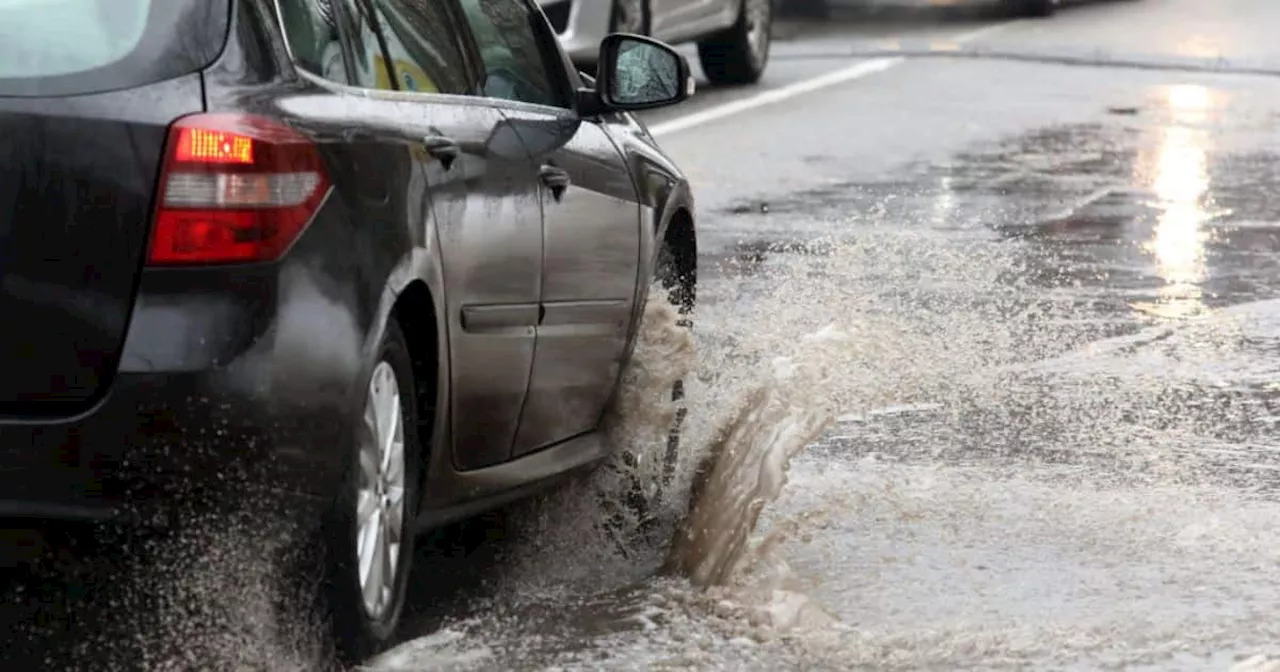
[268,0,547,473]
[498,108,642,456]
[411,99,546,472]
[594,113,696,381]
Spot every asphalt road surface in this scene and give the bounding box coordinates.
[8,0,1280,669]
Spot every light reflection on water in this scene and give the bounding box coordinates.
[1136,84,1216,319]
[931,174,956,227]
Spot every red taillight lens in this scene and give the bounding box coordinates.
[174,127,254,164]
[147,114,330,266]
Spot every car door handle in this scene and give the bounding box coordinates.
[539,164,571,202]
[422,135,460,171]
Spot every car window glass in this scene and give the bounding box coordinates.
[455,0,565,107]
[277,0,349,84]
[0,0,149,79]
[366,0,471,95]
[341,0,397,90]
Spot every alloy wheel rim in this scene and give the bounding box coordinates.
[356,361,407,621]
[745,0,771,67]
[614,0,645,33]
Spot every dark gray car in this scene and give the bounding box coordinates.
[0,0,697,661]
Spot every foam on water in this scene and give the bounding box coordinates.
[738,456,1280,669]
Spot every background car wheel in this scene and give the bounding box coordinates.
[697,0,773,86]
[610,0,649,34]
[325,321,422,663]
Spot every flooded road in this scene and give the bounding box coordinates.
[7,0,1280,669]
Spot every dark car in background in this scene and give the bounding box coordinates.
[0,0,697,660]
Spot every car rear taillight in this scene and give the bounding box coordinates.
[147,113,331,266]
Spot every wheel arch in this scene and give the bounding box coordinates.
[660,205,697,314]
[596,194,697,453]
[362,243,450,521]
[389,280,440,499]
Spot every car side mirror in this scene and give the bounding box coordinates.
[591,34,694,113]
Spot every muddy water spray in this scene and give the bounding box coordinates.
[664,326,851,587]
[486,289,698,590]
[603,291,698,514]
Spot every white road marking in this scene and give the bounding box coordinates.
[650,20,1021,138]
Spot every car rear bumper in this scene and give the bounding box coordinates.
[0,366,352,526]
[0,206,375,527]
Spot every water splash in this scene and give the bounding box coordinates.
[60,506,331,672]
[602,289,699,527]
[664,326,849,587]
[490,288,697,592]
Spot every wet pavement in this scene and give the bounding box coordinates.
[8,0,1280,669]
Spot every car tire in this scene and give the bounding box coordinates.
[654,241,694,501]
[610,0,650,34]
[325,320,422,663]
[618,240,695,535]
[697,0,773,86]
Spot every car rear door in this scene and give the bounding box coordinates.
[0,0,227,414]
[504,113,642,457]
[456,0,643,457]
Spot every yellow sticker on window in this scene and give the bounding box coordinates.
[374,56,439,94]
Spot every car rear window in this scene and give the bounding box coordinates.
[0,0,230,97]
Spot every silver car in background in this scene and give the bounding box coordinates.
[537,0,773,85]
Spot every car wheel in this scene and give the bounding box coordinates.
[697,0,772,86]
[617,240,695,536]
[654,241,694,497]
[610,0,649,34]
[326,321,421,663]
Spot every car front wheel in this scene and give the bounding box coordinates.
[326,321,422,662]
[610,237,695,540]
[698,0,772,85]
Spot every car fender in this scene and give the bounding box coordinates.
[361,208,452,504]
[596,113,696,416]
